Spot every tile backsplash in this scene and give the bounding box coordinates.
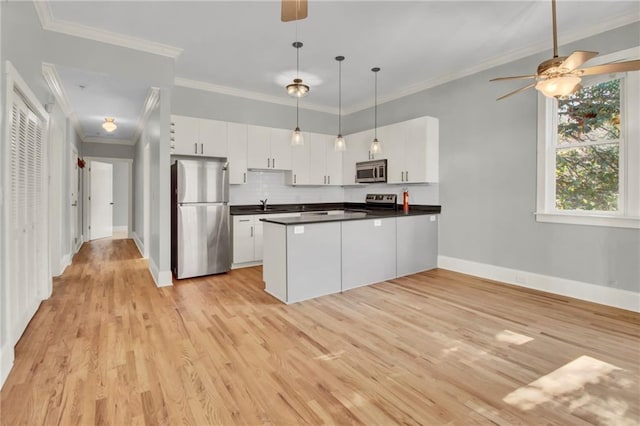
[230,170,439,206]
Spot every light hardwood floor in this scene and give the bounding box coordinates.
[1,238,638,425]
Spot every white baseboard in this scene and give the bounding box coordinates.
[60,253,71,274]
[231,260,262,269]
[132,232,146,258]
[148,256,173,288]
[438,256,640,313]
[0,342,14,390]
[113,225,128,233]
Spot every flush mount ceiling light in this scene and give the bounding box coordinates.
[334,56,346,152]
[370,67,382,155]
[286,42,310,98]
[102,117,117,133]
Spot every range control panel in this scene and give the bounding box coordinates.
[365,193,398,205]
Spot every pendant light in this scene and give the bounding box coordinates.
[334,56,346,152]
[286,41,310,98]
[291,97,304,146]
[102,117,117,133]
[370,67,381,154]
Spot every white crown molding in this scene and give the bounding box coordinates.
[174,77,338,115]
[132,87,160,144]
[344,13,640,114]
[41,62,86,140]
[83,136,135,146]
[33,0,182,59]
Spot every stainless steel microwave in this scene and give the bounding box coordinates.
[356,159,387,183]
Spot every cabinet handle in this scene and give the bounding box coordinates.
[405,171,408,181]
[323,176,326,184]
[294,174,297,184]
[239,219,250,222]
[194,143,198,154]
[267,158,270,168]
[328,175,330,185]
[273,158,276,169]
[200,143,204,154]
[243,172,246,183]
[401,171,405,181]
[250,225,254,237]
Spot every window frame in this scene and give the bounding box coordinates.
[536,47,640,229]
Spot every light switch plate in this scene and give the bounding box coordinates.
[430,216,437,222]
[374,219,381,227]
[294,225,304,234]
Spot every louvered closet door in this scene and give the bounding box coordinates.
[8,91,48,343]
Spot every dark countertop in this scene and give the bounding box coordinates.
[259,205,440,226]
[231,202,441,216]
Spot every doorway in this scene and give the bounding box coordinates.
[84,157,133,241]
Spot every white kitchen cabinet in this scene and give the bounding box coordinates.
[342,129,373,185]
[232,213,301,267]
[288,133,310,185]
[385,116,439,184]
[247,125,292,170]
[232,216,255,264]
[307,133,342,186]
[396,214,438,276]
[171,114,228,157]
[227,122,248,184]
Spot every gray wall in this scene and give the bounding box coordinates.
[82,142,135,160]
[172,86,336,134]
[344,22,640,292]
[133,136,145,245]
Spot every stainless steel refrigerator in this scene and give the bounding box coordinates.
[171,159,231,279]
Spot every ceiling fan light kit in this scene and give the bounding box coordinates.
[491,0,640,100]
[102,117,117,132]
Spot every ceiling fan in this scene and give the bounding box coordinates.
[491,0,640,100]
[281,0,308,22]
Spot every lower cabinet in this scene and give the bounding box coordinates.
[396,214,438,276]
[232,213,300,267]
[342,217,397,291]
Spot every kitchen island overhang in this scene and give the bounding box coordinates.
[261,208,440,304]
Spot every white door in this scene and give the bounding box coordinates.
[90,161,113,240]
[70,148,79,252]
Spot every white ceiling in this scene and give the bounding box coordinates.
[42,1,639,142]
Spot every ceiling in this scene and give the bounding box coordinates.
[41,1,640,143]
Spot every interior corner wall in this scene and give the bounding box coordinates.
[133,136,145,246]
[344,22,640,294]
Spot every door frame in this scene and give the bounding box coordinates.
[83,156,133,241]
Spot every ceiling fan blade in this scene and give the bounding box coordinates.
[496,82,536,101]
[560,51,599,71]
[281,0,308,22]
[578,60,640,76]
[490,75,537,82]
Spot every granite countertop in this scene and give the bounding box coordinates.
[259,205,441,226]
[231,202,441,217]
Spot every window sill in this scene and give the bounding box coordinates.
[535,212,640,229]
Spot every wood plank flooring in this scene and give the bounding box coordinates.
[1,238,638,425]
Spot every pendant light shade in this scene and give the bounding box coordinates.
[370,67,381,154]
[102,117,117,133]
[291,97,304,146]
[535,76,582,98]
[334,56,346,152]
[286,42,310,98]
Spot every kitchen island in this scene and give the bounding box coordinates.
[261,208,439,304]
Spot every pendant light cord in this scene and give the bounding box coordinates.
[296,97,299,128]
[374,70,378,139]
[338,60,342,134]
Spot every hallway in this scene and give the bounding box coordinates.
[1,239,639,425]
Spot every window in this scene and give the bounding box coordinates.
[536,48,639,229]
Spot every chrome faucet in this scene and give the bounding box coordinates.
[259,198,268,211]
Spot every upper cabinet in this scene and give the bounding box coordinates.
[171,115,228,157]
[383,116,439,184]
[342,129,373,185]
[247,125,292,171]
[227,122,248,184]
[308,133,342,186]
